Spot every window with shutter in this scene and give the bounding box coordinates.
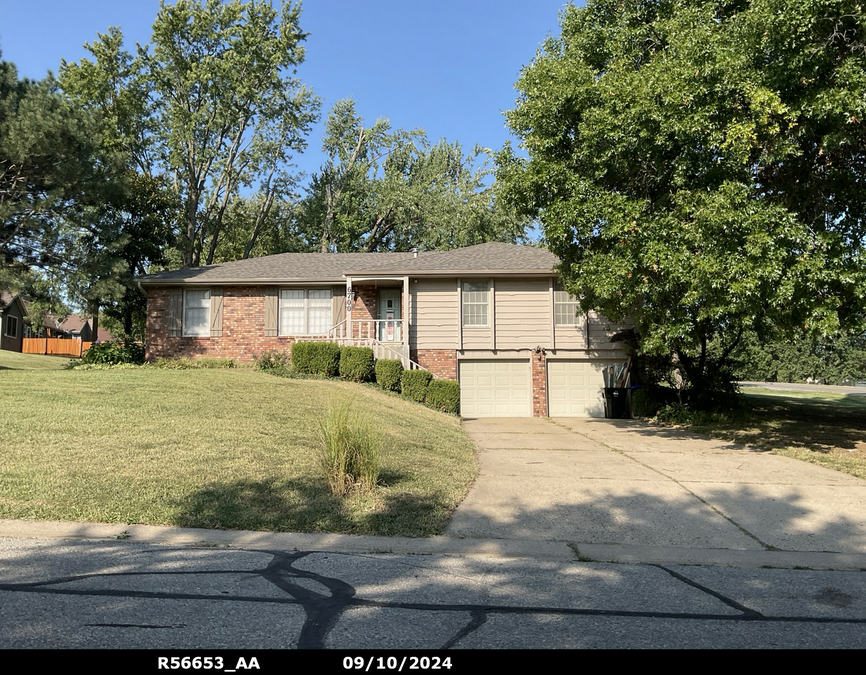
[183,289,211,337]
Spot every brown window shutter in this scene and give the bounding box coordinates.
[210,287,223,337]
[168,288,183,337]
[332,285,346,327]
[264,288,278,336]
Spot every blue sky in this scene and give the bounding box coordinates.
[0,0,575,181]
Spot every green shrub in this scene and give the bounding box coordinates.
[291,341,340,377]
[316,402,380,496]
[631,387,661,417]
[375,359,403,392]
[254,349,290,374]
[82,340,145,365]
[425,379,460,415]
[339,346,375,382]
[401,369,432,402]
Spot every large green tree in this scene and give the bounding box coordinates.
[0,54,103,274]
[498,0,866,401]
[60,0,319,269]
[298,99,527,253]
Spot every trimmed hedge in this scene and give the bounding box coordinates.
[339,346,375,382]
[375,359,403,392]
[82,340,145,365]
[425,379,460,415]
[291,341,340,377]
[401,369,432,402]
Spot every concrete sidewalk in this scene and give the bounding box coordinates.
[446,417,866,567]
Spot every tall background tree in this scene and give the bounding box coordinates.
[497,0,866,405]
[60,0,319,269]
[0,53,103,276]
[297,99,527,253]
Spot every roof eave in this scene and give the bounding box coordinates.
[138,277,347,287]
[343,268,558,277]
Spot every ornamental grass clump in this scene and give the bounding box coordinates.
[316,402,381,496]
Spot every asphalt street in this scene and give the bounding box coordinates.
[1,535,865,654]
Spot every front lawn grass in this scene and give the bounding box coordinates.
[691,387,866,479]
[0,368,477,536]
[0,350,70,370]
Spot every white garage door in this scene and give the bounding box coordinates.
[459,360,531,418]
[547,360,614,417]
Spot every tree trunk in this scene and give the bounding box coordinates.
[89,302,99,343]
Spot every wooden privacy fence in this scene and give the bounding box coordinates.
[22,338,93,357]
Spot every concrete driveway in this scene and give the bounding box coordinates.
[447,418,866,563]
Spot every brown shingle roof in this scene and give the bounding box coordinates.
[344,242,559,275]
[137,243,559,285]
[138,251,417,285]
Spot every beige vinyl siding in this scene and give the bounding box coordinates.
[461,326,492,349]
[410,278,459,349]
[554,320,587,349]
[588,312,635,349]
[554,311,635,349]
[494,278,550,349]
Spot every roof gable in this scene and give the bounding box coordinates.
[0,291,28,317]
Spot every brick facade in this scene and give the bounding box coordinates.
[146,286,295,362]
[350,285,378,339]
[531,349,549,417]
[412,349,458,380]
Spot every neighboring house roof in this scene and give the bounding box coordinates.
[38,313,114,341]
[56,313,88,334]
[137,243,559,286]
[0,291,28,316]
[56,314,114,341]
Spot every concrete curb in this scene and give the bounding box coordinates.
[3,519,865,570]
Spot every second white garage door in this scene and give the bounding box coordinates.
[547,360,613,417]
[459,360,531,418]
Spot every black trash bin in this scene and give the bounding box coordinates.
[603,387,630,419]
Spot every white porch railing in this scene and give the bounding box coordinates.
[316,319,429,373]
[328,318,404,343]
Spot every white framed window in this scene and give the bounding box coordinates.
[462,281,489,327]
[554,283,581,326]
[183,289,210,337]
[5,315,18,338]
[280,288,332,335]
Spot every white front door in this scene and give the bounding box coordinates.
[378,289,401,342]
